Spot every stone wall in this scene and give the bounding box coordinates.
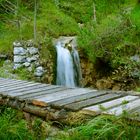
[13,40,45,78]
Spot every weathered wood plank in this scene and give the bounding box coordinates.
[7,84,50,94]
[0,79,31,86]
[9,85,65,97]
[19,87,70,99]
[0,78,29,83]
[64,93,125,111]
[0,82,44,92]
[0,78,26,82]
[0,78,39,87]
[0,81,38,89]
[49,91,107,107]
[103,99,140,116]
[37,88,96,103]
[83,95,139,115]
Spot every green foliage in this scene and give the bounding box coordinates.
[38,0,79,38]
[13,67,35,80]
[131,3,140,30]
[57,115,140,140]
[0,107,34,140]
[78,1,140,73]
[59,0,94,23]
[0,0,140,81]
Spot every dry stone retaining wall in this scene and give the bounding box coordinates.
[13,40,45,77]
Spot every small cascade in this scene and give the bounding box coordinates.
[71,47,82,87]
[55,41,82,87]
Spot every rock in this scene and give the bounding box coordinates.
[14,55,26,63]
[23,62,30,67]
[78,23,84,28]
[26,40,34,47]
[112,84,121,91]
[0,54,7,59]
[34,61,40,67]
[28,66,33,72]
[27,55,39,62]
[131,69,140,78]
[34,66,44,77]
[13,42,22,47]
[53,36,77,49]
[130,55,140,62]
[96,79,113,90]
[14,47,27,55]
[27,47,38,55]
[13,63,22,69]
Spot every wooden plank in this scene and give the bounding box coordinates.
[103,98,140,116]
[0,82,43,92]
[0,78,38,86]
[49,91,108,107]
[0,78,25,82]
[0,80,35,88]
[19,87,69,99]
[64,93,125,111]
[0,78,27,83]
[37,88,96,103]
[7,84,50,94]
[9,85,64,97]
[83,95,139,114]
[0,79,30,85]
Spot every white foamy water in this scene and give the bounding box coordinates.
[55,41,82,87]
[55,42,75,87]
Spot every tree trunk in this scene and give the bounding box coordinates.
[34,0,37,43]
[93,3,96,22]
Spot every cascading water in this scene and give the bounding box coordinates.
[71,47,82,87]
[55,41,82,87]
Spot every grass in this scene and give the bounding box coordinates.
[56,115,140,140]
[0,106,35,140]
[0,106,140,140]
[0,106,52,140]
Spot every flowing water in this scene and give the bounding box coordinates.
[55,41,82,87]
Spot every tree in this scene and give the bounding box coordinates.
[34,0,37,43]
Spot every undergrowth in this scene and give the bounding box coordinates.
[56,115,140,140]
[0,106,35,140]
[0,106,140,140]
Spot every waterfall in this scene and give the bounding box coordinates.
[71,47,82,87]
[55,41,82,87]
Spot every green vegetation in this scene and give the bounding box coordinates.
[1,106,140,140]
[0,0,140,78]
[0,106,34,140]
[1,1,140,139]
[57,115,140,140]
[0,60,34,80]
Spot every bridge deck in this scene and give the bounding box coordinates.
[0,78,140,121]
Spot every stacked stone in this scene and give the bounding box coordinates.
[13,41,45,77]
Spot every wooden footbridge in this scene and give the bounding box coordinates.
[0,78,140,121]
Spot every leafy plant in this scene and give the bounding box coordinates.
[0,107,35,140]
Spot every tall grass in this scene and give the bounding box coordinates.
[0,106,35,140]
[56,115,140,140]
